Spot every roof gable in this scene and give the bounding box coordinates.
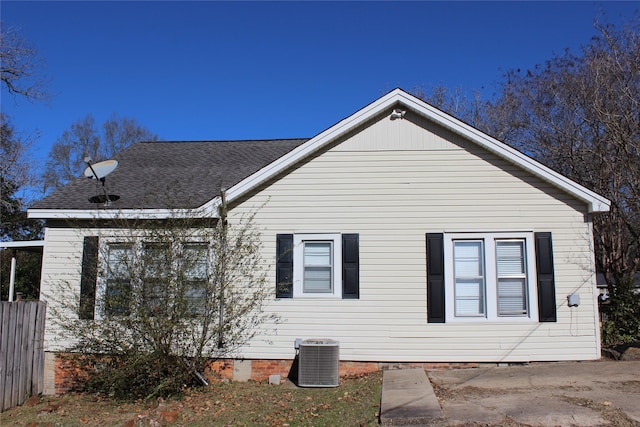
[29,89,610,220]
[221,89,610,214]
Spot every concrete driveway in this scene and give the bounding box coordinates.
[428,360,640,426]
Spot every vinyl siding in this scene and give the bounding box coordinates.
[230,112,601,362]
[39,226,87,351]
[38,111,601,362]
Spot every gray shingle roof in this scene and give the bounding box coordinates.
[31,139,308,210]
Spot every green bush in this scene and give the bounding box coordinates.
[601,280,640,346]
[68,352,201,401]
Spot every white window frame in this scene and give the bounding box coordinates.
[96,238,212,319]
[444,232,538,323]
[99,242,135,318]
[293,233,342,298]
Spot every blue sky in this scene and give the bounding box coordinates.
[2,1,638,173]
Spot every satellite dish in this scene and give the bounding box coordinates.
[84,159,120,206]
[84,159,118,180]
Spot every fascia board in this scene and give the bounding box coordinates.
[0,241,45,249]
[396,93,611,213]
[27,206,221,220]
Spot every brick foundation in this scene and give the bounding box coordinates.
[45,351,484,395]
[54,354,93,395]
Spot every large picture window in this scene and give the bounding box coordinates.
[99,240,211,318]
[444,232,537,322]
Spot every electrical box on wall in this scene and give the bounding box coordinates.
[567,294,580,307]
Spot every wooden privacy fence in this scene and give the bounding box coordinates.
[0,301,47,412]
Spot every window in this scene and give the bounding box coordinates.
[276,233,359,299]
[182,243,210,315]
[104,244,133,316]
[99,240,211,318]
[293,234,342,298]
[496,240,528,316]
[303,241,334,293]
[444,233,537,322]
[143,243,171,315]
[453,240,485,317]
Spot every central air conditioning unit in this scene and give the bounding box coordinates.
[298,339,340,387]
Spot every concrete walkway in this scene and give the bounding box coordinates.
[380,361,640,427]
[380,368,443,426]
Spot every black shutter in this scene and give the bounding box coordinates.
[79,236,99,320]
[535,232,557,322]
[342,234,359,299]
[276,234,293,298]
[426,233,446,323]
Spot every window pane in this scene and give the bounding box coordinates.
[454,241,483,276]
[185,281,207,316]
[106,245,133,316]
[496,241,525,275]
[304,266,332,293]
[105,280,131,316]
[455,279,485,316]
[143,244,170,316]
[498,278,527,315]
[145,244,171,277]
[454,241,485,316]
[303,241,333,293]
[183,244,209,316]
[184,244,208,279]
[107,245,132,278]
[496,240,528,316]
[304,242,331,265]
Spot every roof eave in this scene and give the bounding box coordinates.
[27,206,221,220]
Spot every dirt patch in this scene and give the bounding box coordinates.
[436,385,527,400]
[561,396,640,427]
[430,362,640,427]
[447,418,533,427]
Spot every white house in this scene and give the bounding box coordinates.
[29,89,611,393]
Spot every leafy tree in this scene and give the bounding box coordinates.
[49,196,275,399]
[43,114,159,192]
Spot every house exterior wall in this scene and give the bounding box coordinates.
[230,110,601,363]
[39,225,93,352]
[37,109,601,377]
